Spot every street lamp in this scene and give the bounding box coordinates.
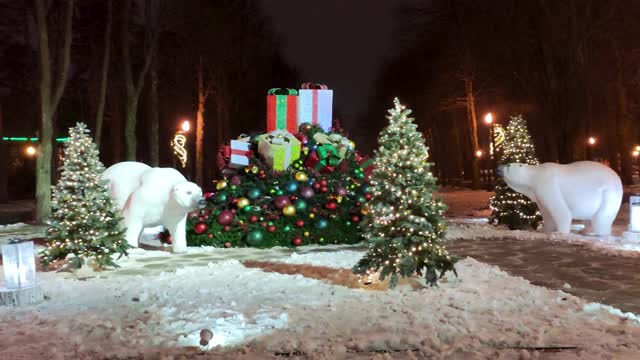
[475,149,483,158]
[24,145,37,157]
[587,136,597,145]
[181,120,191,133]
[172,119,191,168]
[484,113,493,125]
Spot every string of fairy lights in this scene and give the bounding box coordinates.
[489,115,542,226]
[356,98,454,285]
[43,123,126,267]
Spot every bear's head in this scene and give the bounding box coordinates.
[171,181,203,211]
[497,163,535,198]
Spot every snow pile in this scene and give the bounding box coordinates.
[447,220,640,253]
[0,250,639,359]
[0,222,28,230]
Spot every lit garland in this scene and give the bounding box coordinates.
[41,123,129,269]
[352,98,457,287]
[171,132,188,168]
[489,115,543,229]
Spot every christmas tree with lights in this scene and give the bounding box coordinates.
[352,98,457,287]
[41,123,129,269]
[489,115,542,229]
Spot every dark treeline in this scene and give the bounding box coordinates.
[367,0,640,187]
[0,0,297,218]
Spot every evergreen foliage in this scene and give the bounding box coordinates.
[489,115,542,229]
[41,123,129,269]
[352,98,457,287]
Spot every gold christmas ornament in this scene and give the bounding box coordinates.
[236,197,250,209]
[294,171,308,182]
[216,180,228,190]
[282,204,296,216]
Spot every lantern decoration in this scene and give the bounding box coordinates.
[1,239,44,306]
[623,194,640,242]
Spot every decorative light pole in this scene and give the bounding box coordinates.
[587,136,597,161]
[484,113,495,157]
[1,239,44,306]
[171,119,191,168]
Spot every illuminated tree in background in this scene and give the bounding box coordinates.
[41,123,129,269]
[353,98,457,287]
[489,115,542,229]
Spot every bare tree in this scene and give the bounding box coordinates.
[33,0,74,222]
[94,0,112,147]
[195,57,212,185]
[121,0,157,160]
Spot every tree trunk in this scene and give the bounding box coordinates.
[0,102,8,203]
[148,58,159,166]
[465,79,481,189]
[121,0,157,161]
[34,0,74,223]
[195,59,206,186]
[95,0,112,147]
[615,59,633,185]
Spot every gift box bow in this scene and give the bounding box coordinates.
[268,88,298,96]
[264,129,297,145]
[301,82,328,90]
[313,132,351,158]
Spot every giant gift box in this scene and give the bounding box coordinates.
[266,88,298,133]
[297,83,333,132]
[258,130,301,171]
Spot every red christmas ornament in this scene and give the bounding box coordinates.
[198,217,204,222]
[289,195,297,201]
[320,186,328,193]
[365,193,373,200]
[250,215,259,223]
[208,233,214,238]
[231,209,237,214]
[224,242,232,248]
[313,182,321,190]
[189,212,198,220]
[351,215,361,222]
[224,225,231,232]
[296,219,305,227]
[274,195,291,209]
[204,215,209,219]
[320,179,328,187]
[325,201,338,210]
[268,225,276,233]
[355,202,361,207]
[217,210,234,226]
[292,237,303,246]
[261,222,268,228]
[311,207,318,213]
[204,192,214,199]
[194,222,208,234]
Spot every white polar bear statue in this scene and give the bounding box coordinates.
[102,162,203,253]
[497,161,622,236]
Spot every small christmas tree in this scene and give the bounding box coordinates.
[489,115,542,229]
[352,98,457,287]
[41,123,129,269]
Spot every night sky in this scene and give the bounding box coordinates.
[261,0,396,124]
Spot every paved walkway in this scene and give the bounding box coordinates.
[447,237,640,314]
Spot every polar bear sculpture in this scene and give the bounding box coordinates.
[102,162,203,253]
[497,161,622,236]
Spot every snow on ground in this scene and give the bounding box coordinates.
[1,249,640,359]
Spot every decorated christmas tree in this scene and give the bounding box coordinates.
[352,98,457,287]
[41,123,129,269]
[489,115,542,229]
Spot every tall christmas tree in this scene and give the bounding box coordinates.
[352,98,457,287]
[489,115,542,229]
[41,123,129,269]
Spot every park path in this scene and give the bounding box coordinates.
[447,236,640,314]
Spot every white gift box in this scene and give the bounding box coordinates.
[229,140,251,169]
[2,240,37,289]
[297,83,333,132]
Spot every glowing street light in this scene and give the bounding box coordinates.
[635,145,640,151]
[475,149,483,158]
[633,150,639,158]
[587,136,597,146]
[24,145,37,157]
[484,112,493,125]
[180,120,191,133]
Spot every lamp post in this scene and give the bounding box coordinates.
[587,136,597,161]
[0,239,44,306]
[171,119,191,169]
[484,112,497,185]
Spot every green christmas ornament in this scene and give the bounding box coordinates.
[315,218,329,229]
[276,189,284,196]
[284,225,291,232]
[294,199,307,212]
[246,230,264,246]
[247,187,261,200]
[356,195,366,203]
[243,205,252,212]
[215,192,229,203]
